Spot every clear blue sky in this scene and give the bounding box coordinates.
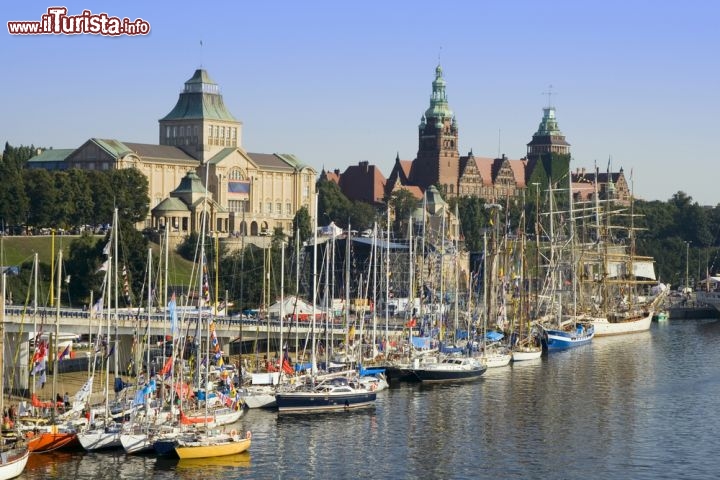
[3,1,718,205]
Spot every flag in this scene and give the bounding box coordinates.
[103,240,111,256]
[168,292,178,335]
[73,376,94,405]
[97,259,109,273]
[92,296,104,317]
[58,345,71,361]
[160,356,173,377]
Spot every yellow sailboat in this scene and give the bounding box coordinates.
[174,430,252,459]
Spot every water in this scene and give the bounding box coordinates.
[18,319,720,480]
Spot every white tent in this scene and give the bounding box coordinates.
[267,295,326,320]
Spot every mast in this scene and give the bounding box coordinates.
[52,249,62,420]
[371,222,378,358]
[454,203,459,344]
[344,224,351,354]
[311,191,318,375]
[113,208,119,386]
[280,241,285,373]
[385,207,390,350]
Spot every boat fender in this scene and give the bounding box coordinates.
[246,431,252,440]
[230,429,237,437]
[370,383,377,391]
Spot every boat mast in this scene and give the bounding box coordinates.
[385,207,390,352]
[311,191,318,375]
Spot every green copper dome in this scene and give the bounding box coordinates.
[534,107,563,136]
[424,64,453,120]
[161,69,237,122]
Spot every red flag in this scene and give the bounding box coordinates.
[160,356,173,376]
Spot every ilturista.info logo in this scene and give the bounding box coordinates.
[8,7,150,36]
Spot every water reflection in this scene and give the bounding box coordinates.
[15,320,720,479]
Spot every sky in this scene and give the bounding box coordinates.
[2,1,719,205]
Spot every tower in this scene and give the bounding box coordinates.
[414,65,459,196]
[159,69,242,163]
[526,106,571,187]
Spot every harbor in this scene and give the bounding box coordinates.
[10,317,720,480]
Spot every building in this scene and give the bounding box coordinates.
[384,64,629,205]
[320,161,387,206]
[26,69,317,240]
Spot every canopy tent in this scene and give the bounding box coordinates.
[267,295,326,320]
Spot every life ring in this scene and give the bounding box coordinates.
[246,431,252,440]
[230,429,237,437]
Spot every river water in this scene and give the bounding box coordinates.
[17,318,720,480]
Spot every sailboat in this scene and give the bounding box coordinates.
[538,176,594,351]
[511,193,542,361]
[573,168,667,336]
[0,272,29,480]
[79,213,124,451]
[275,193,376,413]
[26,249,82,452]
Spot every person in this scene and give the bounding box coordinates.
[64,392,70,408]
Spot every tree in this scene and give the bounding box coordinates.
[86,170,115,226]
[291,206,312,244]
[0,148,29,229]
[110,169,150,223]
[65,232,105,306]
[316,177,352,226]
[387,188,419,234]
[23,168,57,227]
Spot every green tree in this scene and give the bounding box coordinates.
[291,206,312,245]
[23,168,57,227]
[65,232,105,306]
[110,169,150,223]
[86,170,115,226]
[387,188,418,234]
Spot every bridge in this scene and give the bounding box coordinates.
[1,305,407,389]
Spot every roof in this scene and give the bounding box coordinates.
[160,69,237,122]
[152,197,189,213]
[394,184,423,200]
[172,171,209,195]
[247,153,295,171]
[472,157,496,186]
[121,141,197,163]
[338,162,387,204]
[26,149,74,163]
[207,147,237,165]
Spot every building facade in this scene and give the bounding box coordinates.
[27,69,317,239]
[383,65,630,205]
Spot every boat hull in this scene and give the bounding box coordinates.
[590,311,653,336]
[175,437,251,459]
[511,348,543,361]
[78,428,122,451]
[0,447,28,480]
[120,433,154,454]
[544,326,595,351]
[411,361,487,383]
[275,391,376,413]
[27,432,79,452]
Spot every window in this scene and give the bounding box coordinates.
[276,202,281,214]
[220,126,225,139]
[180,126,185,137]
[166,126,171,139]
[208,125,213,138]
[286,203,291,214]
[266,202,272,214]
